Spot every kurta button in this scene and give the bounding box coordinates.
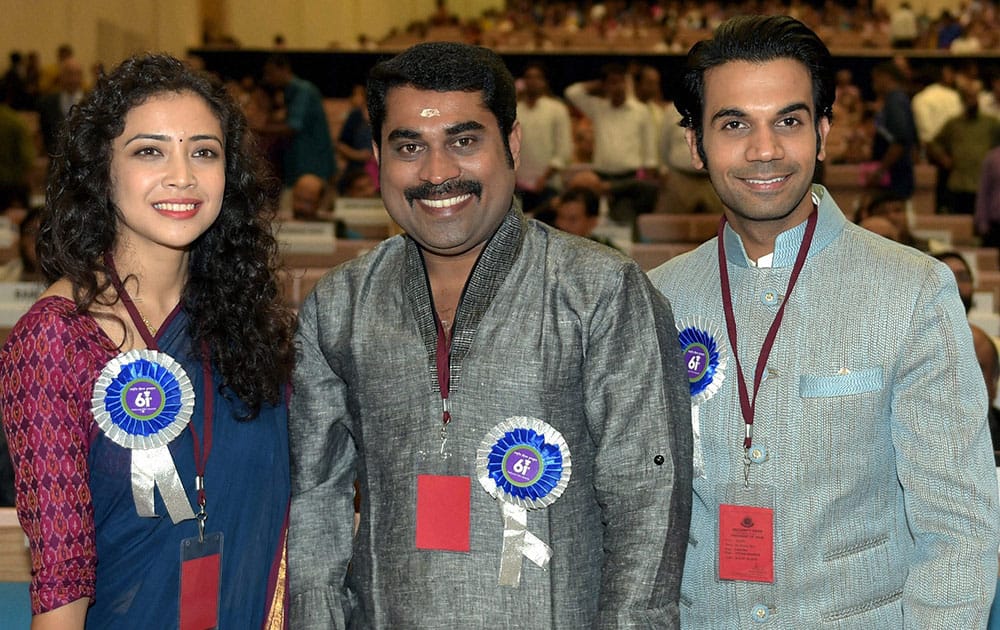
[749,445,768,464]
[751,604,770,622]
[761,290,779,306]
[654,454,665,465]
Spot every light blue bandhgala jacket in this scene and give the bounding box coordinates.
[649,185,999,629]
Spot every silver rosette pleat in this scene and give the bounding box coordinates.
[476,416,571,586]
[677,317,728,479]
[91,349,196,523]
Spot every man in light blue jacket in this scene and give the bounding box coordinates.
[650,15,999,628]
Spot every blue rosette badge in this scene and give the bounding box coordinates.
[91,349,196,524]
[477,416,571,586]
[677,317,728,479]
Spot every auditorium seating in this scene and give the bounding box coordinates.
[279,238,384,308]
[977,270,1000,312]
[635,213,720,244]
[912,213,977,247]
[629,242,698,271]
[822,162,937,217]
[970,247,1000,273]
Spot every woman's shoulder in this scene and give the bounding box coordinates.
[0,292,114,418]
[17,293,77,327]
[2,285,111,363]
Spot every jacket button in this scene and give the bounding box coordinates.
[749,445,768,464]
[653,454,665,465]
[751,604,770,623]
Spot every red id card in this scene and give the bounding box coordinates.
[718,504,774,583]
[180,531,223,630]
[415,474,471,552]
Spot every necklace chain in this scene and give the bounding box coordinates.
[133,303,158,335]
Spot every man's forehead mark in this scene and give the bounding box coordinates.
[386,120,485,142]
[420,108,440,118]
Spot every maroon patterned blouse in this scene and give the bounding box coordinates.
[1,296,118,613]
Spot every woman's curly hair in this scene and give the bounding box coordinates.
[39,53,295,418]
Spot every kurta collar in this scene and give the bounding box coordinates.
[721,184,846,268]
[405,200,526,393]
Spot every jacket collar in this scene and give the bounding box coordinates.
[405,200,525,392]
[721,184,845,268]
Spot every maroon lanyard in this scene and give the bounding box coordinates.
[435,317,452,427]
[105,254,214,534]
[717,210,817,461]
[189,357,214,529]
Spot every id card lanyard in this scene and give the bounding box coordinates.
[435,316,452,458]
[106,255,215,539]
[107,255,224,628]
[717,210,817,487]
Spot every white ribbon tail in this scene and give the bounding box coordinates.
[498,502,552,586]
[131,446,195,524]
[522,531,551,569]
[692,403,705,479]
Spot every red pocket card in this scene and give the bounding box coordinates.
[415,474,471,552]
[718,504,774,583]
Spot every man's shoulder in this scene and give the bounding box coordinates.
[837,222,947,284]
[647,240,715,290]
[310,236,406,296]
[915,83,955,99]
[524,221,644,294]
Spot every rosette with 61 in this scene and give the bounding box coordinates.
[677,317,728,479]
[91,349,196,523]
[477,416,571,586]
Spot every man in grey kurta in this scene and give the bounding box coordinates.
[289,42,692,629]
[649,16,999,628]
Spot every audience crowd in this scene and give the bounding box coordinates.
[367,0,1000,53]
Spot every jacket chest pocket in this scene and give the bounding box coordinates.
[797,367,888,451]
[799,367,884,398]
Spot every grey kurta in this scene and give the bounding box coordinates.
[289,206,692,629]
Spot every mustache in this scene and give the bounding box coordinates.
[404,180,482,205]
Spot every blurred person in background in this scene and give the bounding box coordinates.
[515,61,573,213]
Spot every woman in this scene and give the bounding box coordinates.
[0,54,295,628]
